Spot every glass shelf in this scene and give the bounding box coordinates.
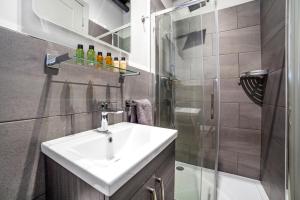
[45,53,140,77]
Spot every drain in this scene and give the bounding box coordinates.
[176,166,184,171]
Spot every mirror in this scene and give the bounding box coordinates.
[32,0,131,52]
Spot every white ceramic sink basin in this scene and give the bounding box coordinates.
[41,122,177,196]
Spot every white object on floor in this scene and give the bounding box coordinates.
[175,161,269,200]
[175,161,215,200]
[218,171,269,200]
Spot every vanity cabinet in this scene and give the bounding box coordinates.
[45,141,175,200]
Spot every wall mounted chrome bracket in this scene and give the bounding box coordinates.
[238,70,269,106]
[45,53,71,69]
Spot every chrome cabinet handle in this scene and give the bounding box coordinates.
[147,187,158,200]
[155,177,165,200]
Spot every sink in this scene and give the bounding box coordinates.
[41,122,177,196]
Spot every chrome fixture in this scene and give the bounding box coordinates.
[44,53,140,80]
[45,53,71,68]
[97,102,123,134]
[239,69,269,106]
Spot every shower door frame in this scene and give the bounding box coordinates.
[150,0,221,199]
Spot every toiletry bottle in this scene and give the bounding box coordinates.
[76,44,84,65]
[105,52,113,67]
[113,57,119,72]
[96,52,103,68]
[120,57,127,74]
[87,45,95,66]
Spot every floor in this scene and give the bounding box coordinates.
[175,161,269,200]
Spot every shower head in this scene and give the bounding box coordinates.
[187,0,207,12]
[188,3,201,12]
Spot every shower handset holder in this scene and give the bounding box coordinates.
[238,70,269,106]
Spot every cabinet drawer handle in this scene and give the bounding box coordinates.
[155,177,165,200]
[147,187,158,200]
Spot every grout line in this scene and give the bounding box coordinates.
[219,24,260,34]
[219,50,261,56]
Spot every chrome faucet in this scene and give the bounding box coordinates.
[97,102,123,134]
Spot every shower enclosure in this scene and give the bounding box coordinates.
[151,0,220,199]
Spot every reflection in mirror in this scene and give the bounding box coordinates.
[32,0,131,52]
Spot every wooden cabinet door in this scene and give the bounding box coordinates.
[130,176,157,200]
[154,151,175,200]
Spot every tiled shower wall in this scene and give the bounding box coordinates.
[0,27,152,200]
[159,0,262,177]
[260,0,286,199]
[218,0,262,179]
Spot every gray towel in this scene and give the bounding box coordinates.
[129,105,137,123]
[133,99,153,125]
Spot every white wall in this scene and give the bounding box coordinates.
[129,0,151,72]
[88,0,127,30]
[0,0,20,31]
[217,0,255,10]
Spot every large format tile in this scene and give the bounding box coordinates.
[0,28,121,122]
[203,56,217,79]
[0,116,71,200]
[261,0,285,47]
[218,6,238,32]
[237,0,260,28]
[220,54,239,78]
[220,103,239,128]
[219,127,261,156]
[239,51,262,74]
[261,28,285,72]
[189,12,216,34]
[239,103,261,130]
[0,26,153,200]
[220,79,252,103]
[263,69,283,106]
[218,150,238,174]
[220,25,261,54]
[237,153,260,179]
[261,138,285,200]
[261,0,276,19]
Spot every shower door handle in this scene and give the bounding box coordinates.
[147,187,158,200]
[155,177,165,200]
[211,93,214,119]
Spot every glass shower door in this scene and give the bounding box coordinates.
[153,1,219,200]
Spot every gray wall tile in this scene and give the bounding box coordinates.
[263,69,284,106]
[218,7,238,32]
[215,1,262,179]
[218,150,238,174]
[239,51,262,73]
[201,12,217,34]
[220,103,239,128]
[239,103,261,130]
[220,79,252,103]
[220,54,239,78]
[260,0,286,198]
[219,127,261,156]
[237,0,260,28]
[0,116,71,200]
[0,26,152,200]
[261,28,285,72]
[220,25,261,54]
[237,153,260,179]
[261,0,285,47]
[203,56,217,79]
